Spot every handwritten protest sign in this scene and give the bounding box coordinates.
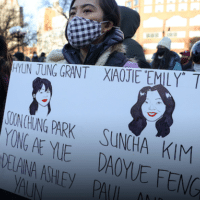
[0,61,200,200]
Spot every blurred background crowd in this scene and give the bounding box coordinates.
[0,0,200,199]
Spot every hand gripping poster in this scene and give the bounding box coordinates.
[0,61,200,200]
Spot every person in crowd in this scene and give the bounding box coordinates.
[46,0,139,68]
[38,52,46,62]
[32,51,39,62]
[191,40,200,72]
[150,37,182,70]
[0,36,12,131]
[180,50,193,71]
[13,52,24,61]
[25,56,31,61]
[119,6,150,68]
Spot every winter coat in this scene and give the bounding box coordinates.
[119,6,150,69]
[46,28,138,67]
[150,51,181,70]
[32,56,39,62]
[38,56,46,62]
[0,72,9,131]
[25,56,31,61]
[0,57,10,131]
[182,60,193,71]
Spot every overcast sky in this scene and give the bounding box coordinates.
[17,0,126,30]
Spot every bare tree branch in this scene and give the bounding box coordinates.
[0,2,37,54]
[54,0,71,19]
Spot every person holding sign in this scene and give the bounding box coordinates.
[150,37,182,70]
[29,77,52,116]
[46,0,139,68]
[129,84,175,138]
[0,36,12,131]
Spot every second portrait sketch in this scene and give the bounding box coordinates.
[128,84,175,138]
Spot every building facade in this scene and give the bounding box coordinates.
[37,1,68,56]
[125,0,200,60]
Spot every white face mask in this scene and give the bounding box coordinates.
[34,54,37,57]
[66,16,108,49]
[194,63,200,72]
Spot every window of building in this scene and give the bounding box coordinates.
[191,3,200,10]
[127,1,132,7]
[167,32,177,37]
[144,0,152,5]
[167,0,175,3]
[143,17,163,28]
[155,0,164,4]
[144,32,162,39]
[189,31,200,37]
[166,16,187,27]
[171,43,185,49]
[167,31,186,38]
[166,4,175,12]
[190,15,200,25]
[155,5,164,12]
[143,43,158,50]
[144,6,152,13]
[167,32,173,37]
[178,31,186,37]
[134,0,139,6]
[178,3,187,11]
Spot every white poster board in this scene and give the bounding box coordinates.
[0,61,200,200]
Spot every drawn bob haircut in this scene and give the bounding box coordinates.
[29,77,52,115]
[69,0,121,26]
[128,84,175,138]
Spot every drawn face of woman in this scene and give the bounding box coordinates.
[141,90,166,122]
[35,84,51,107]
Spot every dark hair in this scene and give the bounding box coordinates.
[14,52,24,61]
[0,35,12,76]
[69,0,120,26]
[40,52,46,57]
[152,48,173,70]
[29,77,52,115]
[129,84,175,138]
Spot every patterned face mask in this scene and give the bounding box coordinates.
[66,16,108,49]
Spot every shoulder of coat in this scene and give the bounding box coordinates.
[111,43,127,54]
[95,43,128,66]
[128,57,138,64]
[45,49,68,64]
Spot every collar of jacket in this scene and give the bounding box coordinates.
[62,27,124,65]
